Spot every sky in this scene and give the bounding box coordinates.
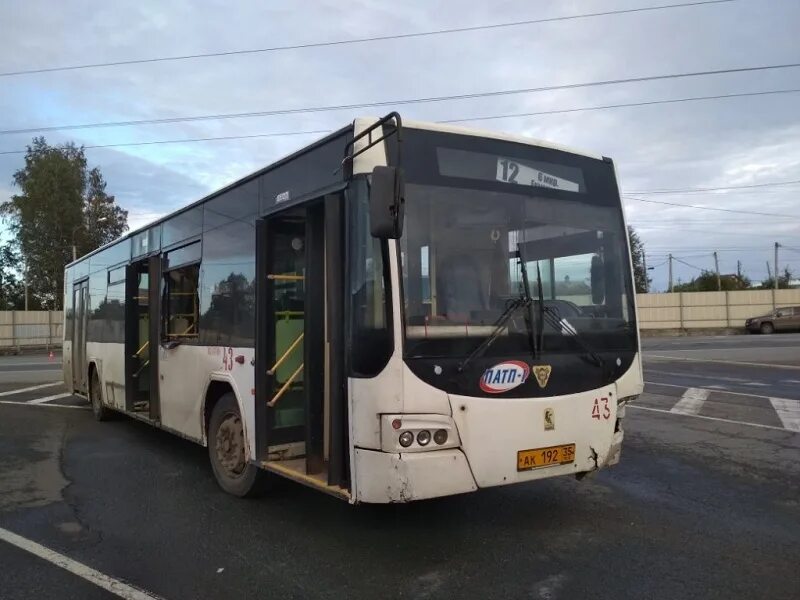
[1,0,798,291]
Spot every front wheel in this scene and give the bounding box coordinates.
[89,368,112,421]
[760,322,775,335]
[208,393,267,497]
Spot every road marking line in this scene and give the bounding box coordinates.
[770,398,800,432]
[0,400,89,410]
[27,393,72,405]
[646,354,800,371]
[670,387,709,415]
[630,406,794,432]
[0,361,63,367]
[645,369,752,383]
[0,382,61,397]
[645,380,800,403]
[0,526,164,600]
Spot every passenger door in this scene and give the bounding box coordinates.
[71,279,89,393]
[783,307,800,331]
[774,307,794,331]
[255,196,347,485]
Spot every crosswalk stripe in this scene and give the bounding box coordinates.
[630,406,791,432]
[770,398,800,432]
[670,387,710,415]
[26,393,72,405]
[0,382,61,397]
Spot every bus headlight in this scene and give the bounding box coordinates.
[381,414,460,453]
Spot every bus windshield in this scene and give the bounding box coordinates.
[399,146,636,360]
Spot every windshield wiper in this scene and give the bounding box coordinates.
[540,306,606,370]
[517,246,541,361]
[457,296,529,372]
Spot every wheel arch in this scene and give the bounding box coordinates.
[201,375,249,453]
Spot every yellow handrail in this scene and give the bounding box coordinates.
[275,310,304,318]
[267,332,303,375]
[268,363,303,407]
[268,273,304,281]
[134,340,149,357]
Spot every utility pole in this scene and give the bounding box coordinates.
[668,253,673,293]
[774,242,780,290]
[737,260,741,278]
[642,250,648,293]
[713,251,721,291]
[766,261,772,280]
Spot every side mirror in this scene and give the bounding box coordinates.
[590,255,605,304]
[370,166,405,239]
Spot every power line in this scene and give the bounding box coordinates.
[0,129,331,156]
[628,179,800,194]
[624,196,800,219]
[0,1,737,78]
[3,62,799,136]
[441,88,800,124]
[5,87,800,155]
[4,87,800,155]
[673,257,707,270]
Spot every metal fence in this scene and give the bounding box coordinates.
[0,311,63,349]
[636,289,800,330]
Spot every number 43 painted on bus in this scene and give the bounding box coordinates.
[592,397,611,420]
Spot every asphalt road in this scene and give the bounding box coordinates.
[0,351,63,386]
[0,337,798,600]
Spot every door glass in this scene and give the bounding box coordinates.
[133,268,150,410]
[270,227,306,430]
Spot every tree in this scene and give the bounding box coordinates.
[628,226,650,293]
[761,267,794,290]
[674,270,752,292]
[1,137,128,309]
[0,241,26,310]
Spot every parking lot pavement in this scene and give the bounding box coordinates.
[641,332,800,367]
[0,352,63,386]
[0,335,798,600]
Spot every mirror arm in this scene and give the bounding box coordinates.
[341,112,403,179]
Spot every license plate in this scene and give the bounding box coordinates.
[517,443,576,471]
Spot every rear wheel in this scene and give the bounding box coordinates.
[89,368,112,421]
[760,322,774,334]
[208,393,267,497]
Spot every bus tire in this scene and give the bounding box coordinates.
[208,393,266,497]
[89,367,112,422]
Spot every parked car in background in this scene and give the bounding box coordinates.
[745,306,800,334]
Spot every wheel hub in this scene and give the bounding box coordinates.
[216,414,245,475]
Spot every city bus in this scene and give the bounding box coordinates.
[63,113,642,503]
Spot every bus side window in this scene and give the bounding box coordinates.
[348,181,393,376]
[163,264,200,341]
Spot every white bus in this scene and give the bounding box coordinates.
[63,113,642,503]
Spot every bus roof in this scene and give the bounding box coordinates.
[68,116,606,267]
[360,117,605,161]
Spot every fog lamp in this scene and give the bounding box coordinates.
[399,431,414,447]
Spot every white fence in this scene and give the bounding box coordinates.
[2,290,799,349]
[636,289,800,330]
[0,311,63,349]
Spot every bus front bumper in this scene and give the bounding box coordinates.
[352,448,477,503]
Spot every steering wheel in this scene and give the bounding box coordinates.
[546,299,582,318]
